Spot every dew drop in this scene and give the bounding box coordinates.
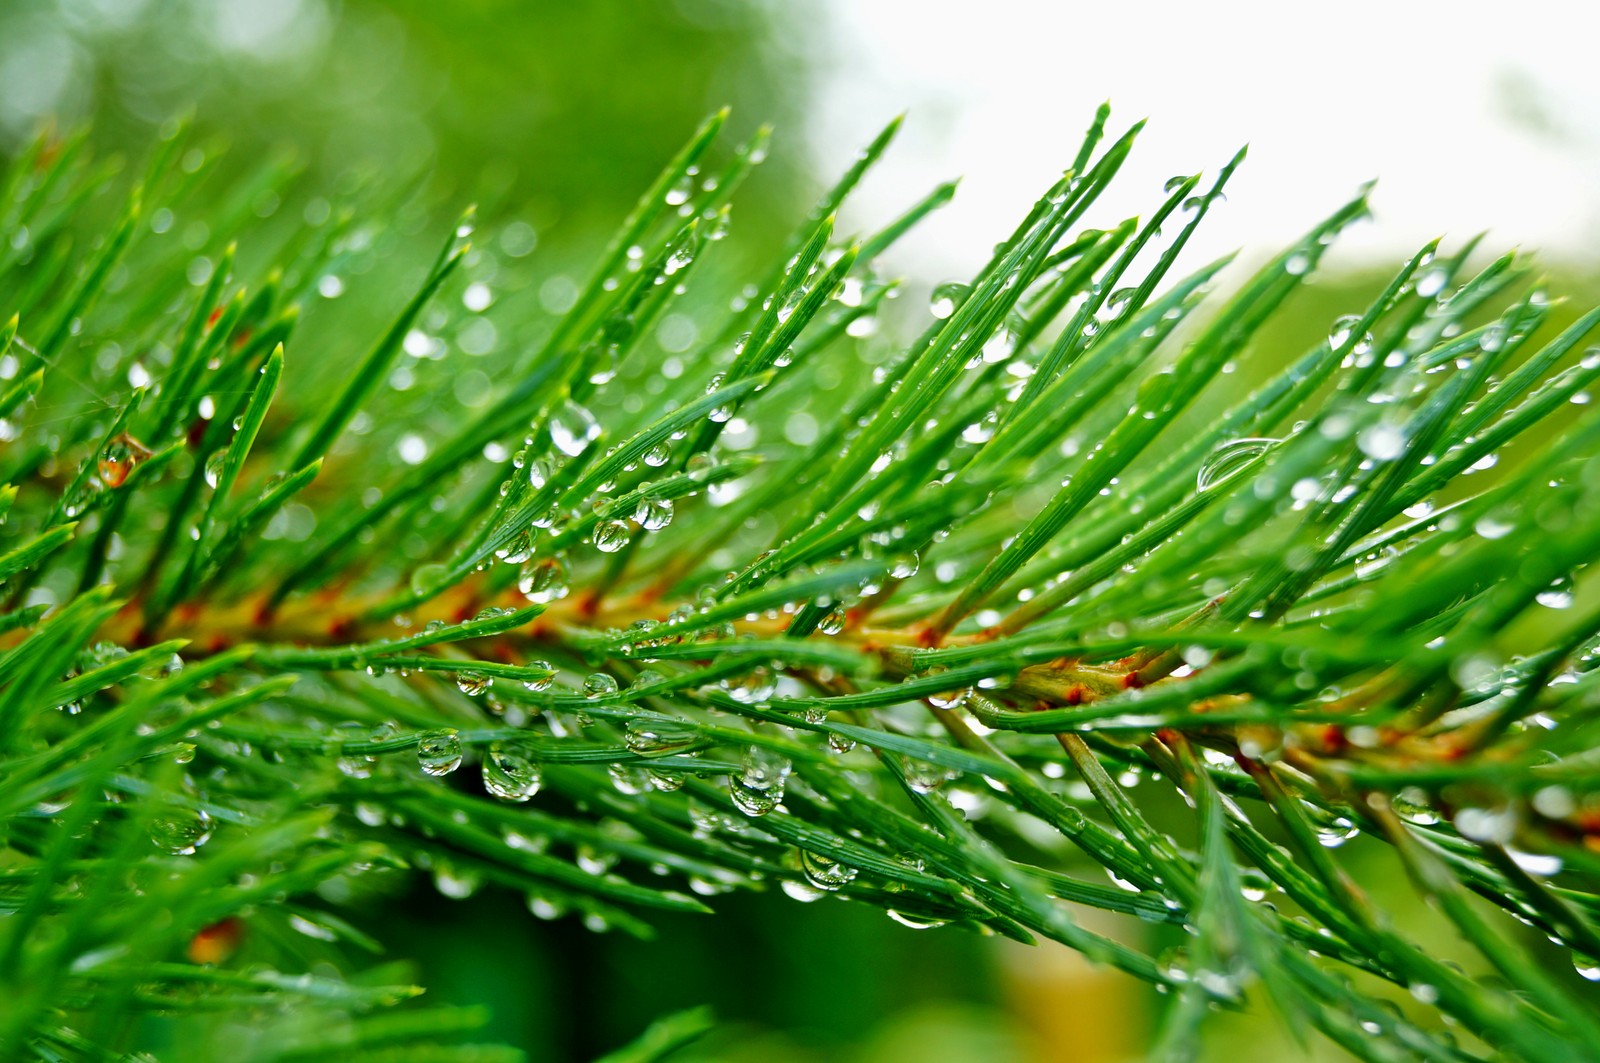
[151,808,214,855]
[483,742,542,801]
[1329,314,1371,352]
[549,398,600,457]
[203,451,227,489]
[417,729,463,776]
[594,520,632,553]
[635,496,674,531]
[1197,437,1278,492]
[624,720,698,755]
[887,910,948,930]
[608,763,652,795]
[1536,574,1575,610]
[1507,848,1562,877]
[926,687,970,710]
[434,865,481,899]
[799,848,858,891]
[409,563,448,597]
[664,242,695,275]
[730,747,790,816]
[721,668,775,705]
[583,672,620,699]
[929,282,968,320]
[1416,269,1448,299]
[904,758,958,794]
[99,435,151,489]
[1353,546,1398,580]
[518,557,569,604]
[1475,515,1515,540]
[1315,817,1359,848]
[455,671,492,696]
[1356,425,1406,461]
[888,552,919,579]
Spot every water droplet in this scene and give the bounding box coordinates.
[583,672,619,699]
[1393,788,1440,825]
[929,282,968,320]
[452,279,492,317]
[1403,500,1435,520]
[527,893,566,920]
[624,720,699,755]
[1508,848,1562,877]
[635,496,673,531]
[664,241,695,275]
[776,288,804,324]
[1576,954,1600,981]
[99,435,151,489]
[904,758,958,794]
[497,532,535,566]
[888,552,919,579]
[1416,269,1448,299]
[665,174,694,207]
[417,730,463,776]
[887,909,948,930]
[721,669,776,704]
[926,687,969,710]
[781,873,826,903]
[799,849,858,891]
[151,808,214,855]
[1533,786,1574,818]
[518,557,569,603]
[1197,438,1278,491]
[643,442,671,467]
[408,563,448,597]
[979,328,1015,364]
[549,398,600,457]
[1315,817,1359,848]
[730,747,790,816]
[1357,425,1406,461]
[1329,314,1371,352]
[1536,574,1575,610]
[962,413,997,445]
[455,671,492,696]
[482,742,542,801]
[576,844,618,875]
[203,450,228,489]
[1353,546,1398,580]
[1475,515,1515,540]
[594,520,632,553]
[337,747,374,778]
[608,763,653,795]
[434,865,481,899]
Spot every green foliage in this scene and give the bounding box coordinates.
[3,104,1600,1063]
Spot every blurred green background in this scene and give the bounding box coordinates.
[5,1,1596,1060]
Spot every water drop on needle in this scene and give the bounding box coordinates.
[417,730,463,776]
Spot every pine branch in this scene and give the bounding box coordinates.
[2,105,1600,1061]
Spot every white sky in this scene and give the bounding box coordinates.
[809,0,1600,281]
